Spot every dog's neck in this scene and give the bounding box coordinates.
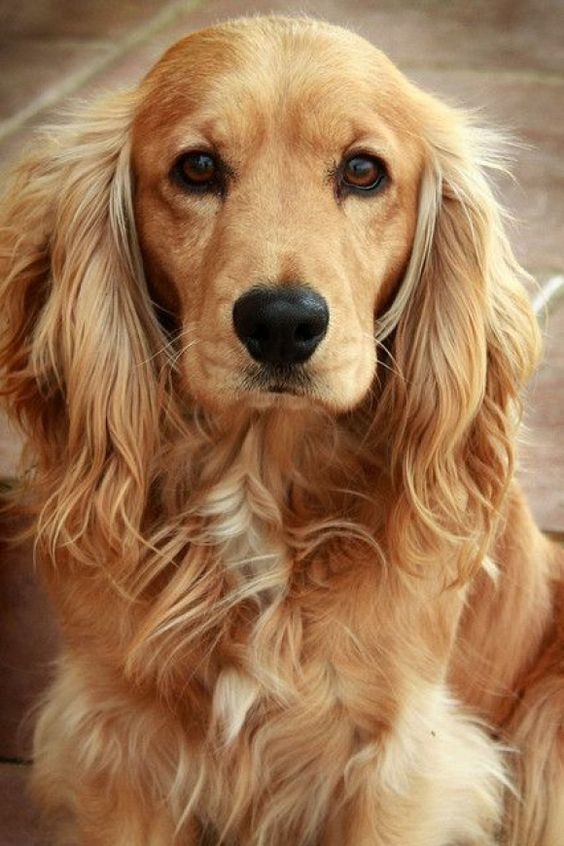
[179,404,388,604]
[178,402,386,534]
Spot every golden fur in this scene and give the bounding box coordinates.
[1,15,563,846]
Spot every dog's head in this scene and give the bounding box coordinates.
[0,17,540,579]
[132,18,423,413]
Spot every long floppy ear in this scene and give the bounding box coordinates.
[0,93,165,571]
[378,98,541,583]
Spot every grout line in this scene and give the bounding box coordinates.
[533,275,564,316]
[401,63,564,87]
[0,0,206,143]
[0,51,113,141]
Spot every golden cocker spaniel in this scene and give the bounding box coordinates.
[1,15,563,846]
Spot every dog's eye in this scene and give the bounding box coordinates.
[172,151,221,192]
[340,155,387,193]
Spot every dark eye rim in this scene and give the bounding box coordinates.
[170,149,227,195]
[337,152,389,196]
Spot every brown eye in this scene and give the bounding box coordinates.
[341,155,387,193]
[173,151,222,192]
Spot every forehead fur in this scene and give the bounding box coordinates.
[133,16,423,145]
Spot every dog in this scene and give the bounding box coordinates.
[1,14,563,846]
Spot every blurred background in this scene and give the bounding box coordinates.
[0,1,562,842]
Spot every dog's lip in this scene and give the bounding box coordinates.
[249,382,304,399]
[243,364,311,395]
[263,383,295,394]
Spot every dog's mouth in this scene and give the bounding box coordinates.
[242,364,313,397]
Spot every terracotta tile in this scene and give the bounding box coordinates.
[52,35,173,101]
[0,763,43,846]
[0,1,209,137]
[0,518,59,760]
[0,40,112,125]
[520,303,564,533]
[0,0,178,40]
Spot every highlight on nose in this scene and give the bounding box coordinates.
[232,285,329,366]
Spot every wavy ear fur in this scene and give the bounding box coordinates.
[0,93,165,568]
[378,99,541,583]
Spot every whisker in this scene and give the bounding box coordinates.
[138,324,200,368]
[170,337,201,369]
[138,335,182,367]
[361,331,406,382]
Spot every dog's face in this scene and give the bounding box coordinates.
[132,19,425,413]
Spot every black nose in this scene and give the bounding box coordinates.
[232,286,329,366]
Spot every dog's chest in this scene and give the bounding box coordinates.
[197,460,292,740]
[198,462,289,603]
[194,449,363,755]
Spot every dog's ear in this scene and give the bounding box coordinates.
[378,100,541,583]
[0,93,164,569]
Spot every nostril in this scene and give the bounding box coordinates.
[295,318,325,343]
[252,322,270,342]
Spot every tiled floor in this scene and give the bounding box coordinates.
[0,1,563,842]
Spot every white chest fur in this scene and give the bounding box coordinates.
[196,448,291,743]
[197,453,289,603]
